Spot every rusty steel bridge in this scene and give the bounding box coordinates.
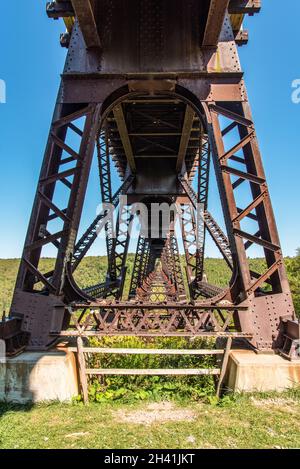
[1,1,299,368]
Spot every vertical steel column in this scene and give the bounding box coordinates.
[196,132,210,282]
[52,105,102,293]
[14,103,101,296]
[97,128,116,277]
[180,203,198,285]
[10,101,101,348]
[109,202,134,299]
[168,231,187,301]
[129,235,150,298]
[71,174,135,271]
[206,102,295,349]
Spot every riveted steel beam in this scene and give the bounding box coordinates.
[6,2,297,357]
[202,0,230,47]
[113,105,136,174]
[176,105,195,173]
[71,0,101,49]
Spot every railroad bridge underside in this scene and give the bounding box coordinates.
[1,1,299,365]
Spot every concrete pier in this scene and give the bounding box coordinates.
[226,350,300,393]
[0,350,79,403]
[1,348,300,403]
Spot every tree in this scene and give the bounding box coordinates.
[286,249,300,318]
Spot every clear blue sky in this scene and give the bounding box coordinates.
[0,1,299,259]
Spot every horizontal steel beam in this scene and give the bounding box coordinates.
[56,331,253,338]
[71,0,101,49]
[234,29,249,46]
[229,0,261,14]
[176,105,195,173]
[113,104,136,173]
[72,302,248,311]
[202,0,230,47]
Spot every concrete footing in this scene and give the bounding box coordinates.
[0,350,79,403]
[1,348,300,403]
[226,350,300,392]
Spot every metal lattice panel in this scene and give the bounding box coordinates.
[4,1,297,356]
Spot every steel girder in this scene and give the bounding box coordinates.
[4,2,298,356]
[27,104,100,293]
[196,132,211,280]
[137,270,177,303]
[60,302,251,338]
[129,235,150,299]
[86,201,135,301]
[167,232,187,301]
[206,102,295,350]
[10,103,101,348]
[97,129,114,260]
[8,90,297,352]
[179,129,213,298]
[179,177,233,270]
[108,203,134,299]
[180,202,198,285]
[134,235,186,303]
[71,174,134,272]
[204,211,233,269]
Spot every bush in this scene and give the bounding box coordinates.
[286,249,300,318]
[86,336,217,403]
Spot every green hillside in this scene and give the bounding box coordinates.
[0,254,299,316]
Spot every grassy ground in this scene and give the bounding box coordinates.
[1,392,300,449]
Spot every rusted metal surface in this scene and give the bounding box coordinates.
[202,0,230,47]
[0,318,29,356]
[279,320,300,361]
[54,302,250,339]
[71,0,101,49]
[3,1,299,356]
[229,0,261,14]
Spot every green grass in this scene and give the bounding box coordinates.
[1,254,300,449]
[1,392,300,449]
[0,2,298,451]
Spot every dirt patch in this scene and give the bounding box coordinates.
[250,397,299,414]
[115,401,196,425]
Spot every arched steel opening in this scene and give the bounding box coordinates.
[63,84,238,309]
[8,79,295,353]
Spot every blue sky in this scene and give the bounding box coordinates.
[0,1,299,259]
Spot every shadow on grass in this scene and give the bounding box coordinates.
[0,401,34,418]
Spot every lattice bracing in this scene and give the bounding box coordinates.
[3,1,298,358]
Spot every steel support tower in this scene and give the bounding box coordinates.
[1,0,299,359]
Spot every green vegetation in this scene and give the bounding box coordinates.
[1,253,299,316]
[87,336,216,403]
[0,254,299,449]
[1,391,300,449]
[1,253,298,403]
[285,249,300,316]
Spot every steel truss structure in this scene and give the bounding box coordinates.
[1,0,299,359]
